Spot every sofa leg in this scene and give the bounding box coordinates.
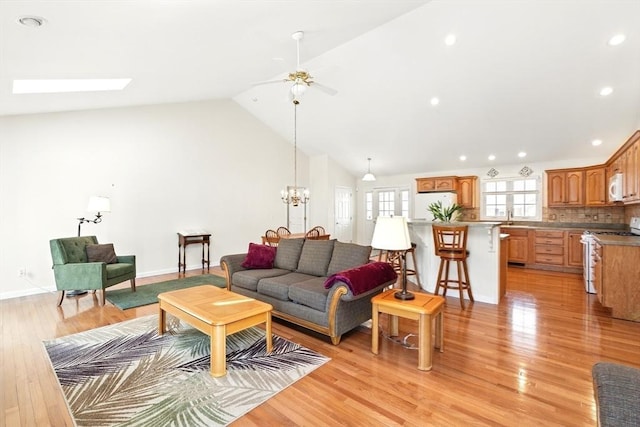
[131,278,136,292]
[100,289,106,306]
[331,335,342,345]
[56,290,65,306]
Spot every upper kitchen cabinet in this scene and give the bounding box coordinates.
[546,168,584,206]
[607,130,640,205]
[416,176,457,193]
[584,167,607,206]
[457,176,477,208]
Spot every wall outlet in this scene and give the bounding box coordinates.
[18,268,26,277]
[593,215,599,221]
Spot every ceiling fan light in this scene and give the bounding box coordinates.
[290,83,307,98]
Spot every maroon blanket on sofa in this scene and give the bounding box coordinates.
[324,262,398,296]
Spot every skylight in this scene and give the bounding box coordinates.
[12,78,132,94]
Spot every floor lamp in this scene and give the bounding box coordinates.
[371,216,414,300]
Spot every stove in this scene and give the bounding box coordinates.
[581,217,640,294]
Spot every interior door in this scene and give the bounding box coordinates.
[286,186,307,233]
[334,186,353,242]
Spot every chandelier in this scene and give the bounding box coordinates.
[281,99,309,207]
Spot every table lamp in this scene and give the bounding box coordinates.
[371,216,414,300]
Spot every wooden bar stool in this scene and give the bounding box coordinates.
[432,224,474,308]
[377,243,422,287]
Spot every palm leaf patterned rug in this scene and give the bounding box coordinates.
[43,314,330,426]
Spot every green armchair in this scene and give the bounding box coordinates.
[49,236,136,306]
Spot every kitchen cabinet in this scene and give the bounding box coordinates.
[502,227,530,264]
[584,167,607,206]
[567,231,584,267]
[416,176,457,193]
[546,169,584,206]
[534,229,564,266]
[622,139,638,203]
[592,239,640,322]
[457,176,477,208]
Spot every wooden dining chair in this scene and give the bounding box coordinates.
[305,228,320,239]
[276,226,291,237]
[312,225,326,235]
[264,229,280,247]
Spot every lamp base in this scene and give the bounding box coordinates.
[394,290,415,300]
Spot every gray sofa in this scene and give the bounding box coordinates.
[220,238,396,345]
[592,362,640,426]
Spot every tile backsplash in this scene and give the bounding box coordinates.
[460,206,630,224]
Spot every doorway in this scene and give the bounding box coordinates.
[334,186,353,242]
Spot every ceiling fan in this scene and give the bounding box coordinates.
[253,31,338,102]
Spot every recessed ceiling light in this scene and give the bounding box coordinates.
[608,34,626,46]
[599,86,613,96]
[518,152,527,158]
[430,97,440,106]
[592,139,603,146]
[459,155,467,161]
[12,78,132,94]
[17,16,46,27]
[444,34,456,46]
[488,154,496,161]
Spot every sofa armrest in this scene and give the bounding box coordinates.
[116,255,136,265]
[327,278,396,302]
[593,362,640,427]
[219,253,248,290]
[53,262,107,290]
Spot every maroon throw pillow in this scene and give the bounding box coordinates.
[241,243,276,269]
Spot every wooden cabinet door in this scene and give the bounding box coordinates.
[623,141,638,202]
[585,167,606,206]
[547,171,566,206]
[416,178,436,193]
[502,228,529,264]
[565,171,584,205]
[567,231,584,267]
[457,176,477,208]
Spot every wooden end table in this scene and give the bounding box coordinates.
[158,285,273,377]
[371,289,445,371]
[177,231,211,274]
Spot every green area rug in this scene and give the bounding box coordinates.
[43,314,329,427]
[106,274,227,310]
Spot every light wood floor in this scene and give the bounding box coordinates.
[2,267,639,426]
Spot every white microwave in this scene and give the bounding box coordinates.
[609,172,623,202]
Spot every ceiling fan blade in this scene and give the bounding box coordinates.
[251,78,289,87]
[312,81,338,96]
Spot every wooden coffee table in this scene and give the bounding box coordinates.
[371,289,444,371]
[158,285,273,377]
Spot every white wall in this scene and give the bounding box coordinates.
[0,99,310,299]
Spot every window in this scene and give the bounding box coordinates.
[400,190,410,218]
[378,191,395,217]
[481,176,541,220]
[365,192,373,220]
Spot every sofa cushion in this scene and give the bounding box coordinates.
[274,238,305,271]
[592,362,640,427]
[327,241,372,275]
[233,269,290,292]
[296,239,335,277]
[86,243,118,264]
[257,272,318,301]
[241,243,276,269]
[105,262,135,279]
[288,277,330,312]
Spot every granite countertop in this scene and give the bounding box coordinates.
[497,222,627,232]
[594,235,640,246]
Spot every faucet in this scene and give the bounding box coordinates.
[506,209,514,225]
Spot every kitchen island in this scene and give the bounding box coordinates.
[408,220,503,304]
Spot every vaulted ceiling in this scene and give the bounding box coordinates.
[2,1,639,177]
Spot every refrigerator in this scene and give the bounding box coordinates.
[413,192,457,220]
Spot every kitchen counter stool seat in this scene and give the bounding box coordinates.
[432,224,474,308]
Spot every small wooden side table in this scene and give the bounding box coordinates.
[371,289,445,371]
[177,231,211,274]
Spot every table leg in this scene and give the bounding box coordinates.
[435,310,444,352]
[210,325,226,377]
[159,308,166,335]
[389,314,399,337]
[418,313,432,371]
[206,241,210,271]
[201,241,205,271]
[265,312,273,352]
[371,303,379,354]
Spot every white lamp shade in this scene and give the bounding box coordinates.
[371,216,411,250]
[362,172,376,182]
[87,196,111,213]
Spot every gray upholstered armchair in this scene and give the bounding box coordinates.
[49,236,136,306]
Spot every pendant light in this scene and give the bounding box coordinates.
[362,157,376,182]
